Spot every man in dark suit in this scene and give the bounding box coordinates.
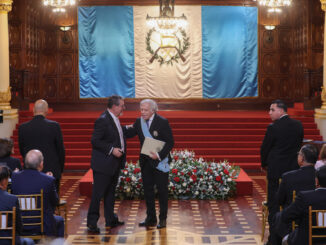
[11,150,64,237]
[126,99,174,229]
[270,144,317,244]
[276,165,326,245]
[0,166,34,245]
[18,99,65,192]
[0,138,22,172]
[260,99,304,245]
[87,95,127,233]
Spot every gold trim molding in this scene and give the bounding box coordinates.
[321,0,326,11]
[0,0,12,13]
[0,87,11,110]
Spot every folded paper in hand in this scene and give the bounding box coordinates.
[141,137,165,156]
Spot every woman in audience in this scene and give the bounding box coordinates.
[0,138,22,172]
[315,144,326,170]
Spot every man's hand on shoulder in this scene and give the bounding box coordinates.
[46,171,53,176]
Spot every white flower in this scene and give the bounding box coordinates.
[182,183,186,187]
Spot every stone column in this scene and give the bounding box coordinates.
[0,0,18,138]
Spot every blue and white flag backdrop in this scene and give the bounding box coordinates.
[78,6,258,99]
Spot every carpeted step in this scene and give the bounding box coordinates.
[12,128,321,136]
[48,148,261,156]
[17,116,316,124]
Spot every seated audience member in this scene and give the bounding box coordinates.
[277,144,317,208]
[275,165,326,245]
[11,150,64,238]
[0,138,22,172]
[315,144,326,170]
[269,144,317,244]
[0,165,34,245]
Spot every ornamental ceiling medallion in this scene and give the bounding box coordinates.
[146,0,190,66]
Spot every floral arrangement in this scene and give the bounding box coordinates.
[115,149,239,200]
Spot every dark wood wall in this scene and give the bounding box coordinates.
[8,0,324,110]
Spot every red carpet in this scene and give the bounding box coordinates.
[12,104,322,171]
[79,168,253,197]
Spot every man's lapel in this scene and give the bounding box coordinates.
[105,110,119,135]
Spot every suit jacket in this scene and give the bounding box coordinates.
[0,189,23,245]
[277,165,315,208]
[91,110,127,175]
[11,169,59,237]
[18,115,65,180]
[126,114,174,169]
[0,156,22,172]
[281,188,326,245]
[260,115,303,179]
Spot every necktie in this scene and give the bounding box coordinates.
[116,118,124,152]
[146,120,150,128]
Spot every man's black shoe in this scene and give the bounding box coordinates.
[106,220,125,228]
[139,220,157,227]
[157,220,166,229]
[87,224,100,233]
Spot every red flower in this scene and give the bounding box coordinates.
[120,177,124,182]
[174,177,180,182]
[193,169,197,173]
[172,169,178,174]
[191,175,197,182]
[126,177,131,182]
[187,172,192,176]
[174,155,179,161]
[215,176,221,182]
[137,184,141,188]
[139,178,143,183]
[133,168,141,174]
[224,169,229,175]
[181,172,184,176]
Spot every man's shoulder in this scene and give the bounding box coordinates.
[155,114,168,123]
[44,118,60,126]
[0,190,18,202]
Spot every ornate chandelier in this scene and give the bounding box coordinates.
[145,0,189,65]
[43,0,76,13]
[146,0,187,36]
[257,0,291,12]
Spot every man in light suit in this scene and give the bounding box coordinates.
[18,99,65,192]
[87,95,126,233]
[126,99,174,229]
[0,165,34,245]
[260,99,303,245]
[11,150,64,237]
[276,165,326,245]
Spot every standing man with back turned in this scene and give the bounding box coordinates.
[126,99,174,229]
[18,99,65,193]
[87,95,126,233]
[260,99,303,245]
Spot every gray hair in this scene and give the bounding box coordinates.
[25,150,44,169]
[140,99,158,112]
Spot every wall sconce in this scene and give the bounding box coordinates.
[60,26,71,32]
[60,26,71,43]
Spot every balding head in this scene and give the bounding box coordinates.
[25,149,44,171]
[33,99,48,116]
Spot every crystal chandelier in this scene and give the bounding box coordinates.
[257,0,291,12]
[43,0,76,13]
[146,0,187,36]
